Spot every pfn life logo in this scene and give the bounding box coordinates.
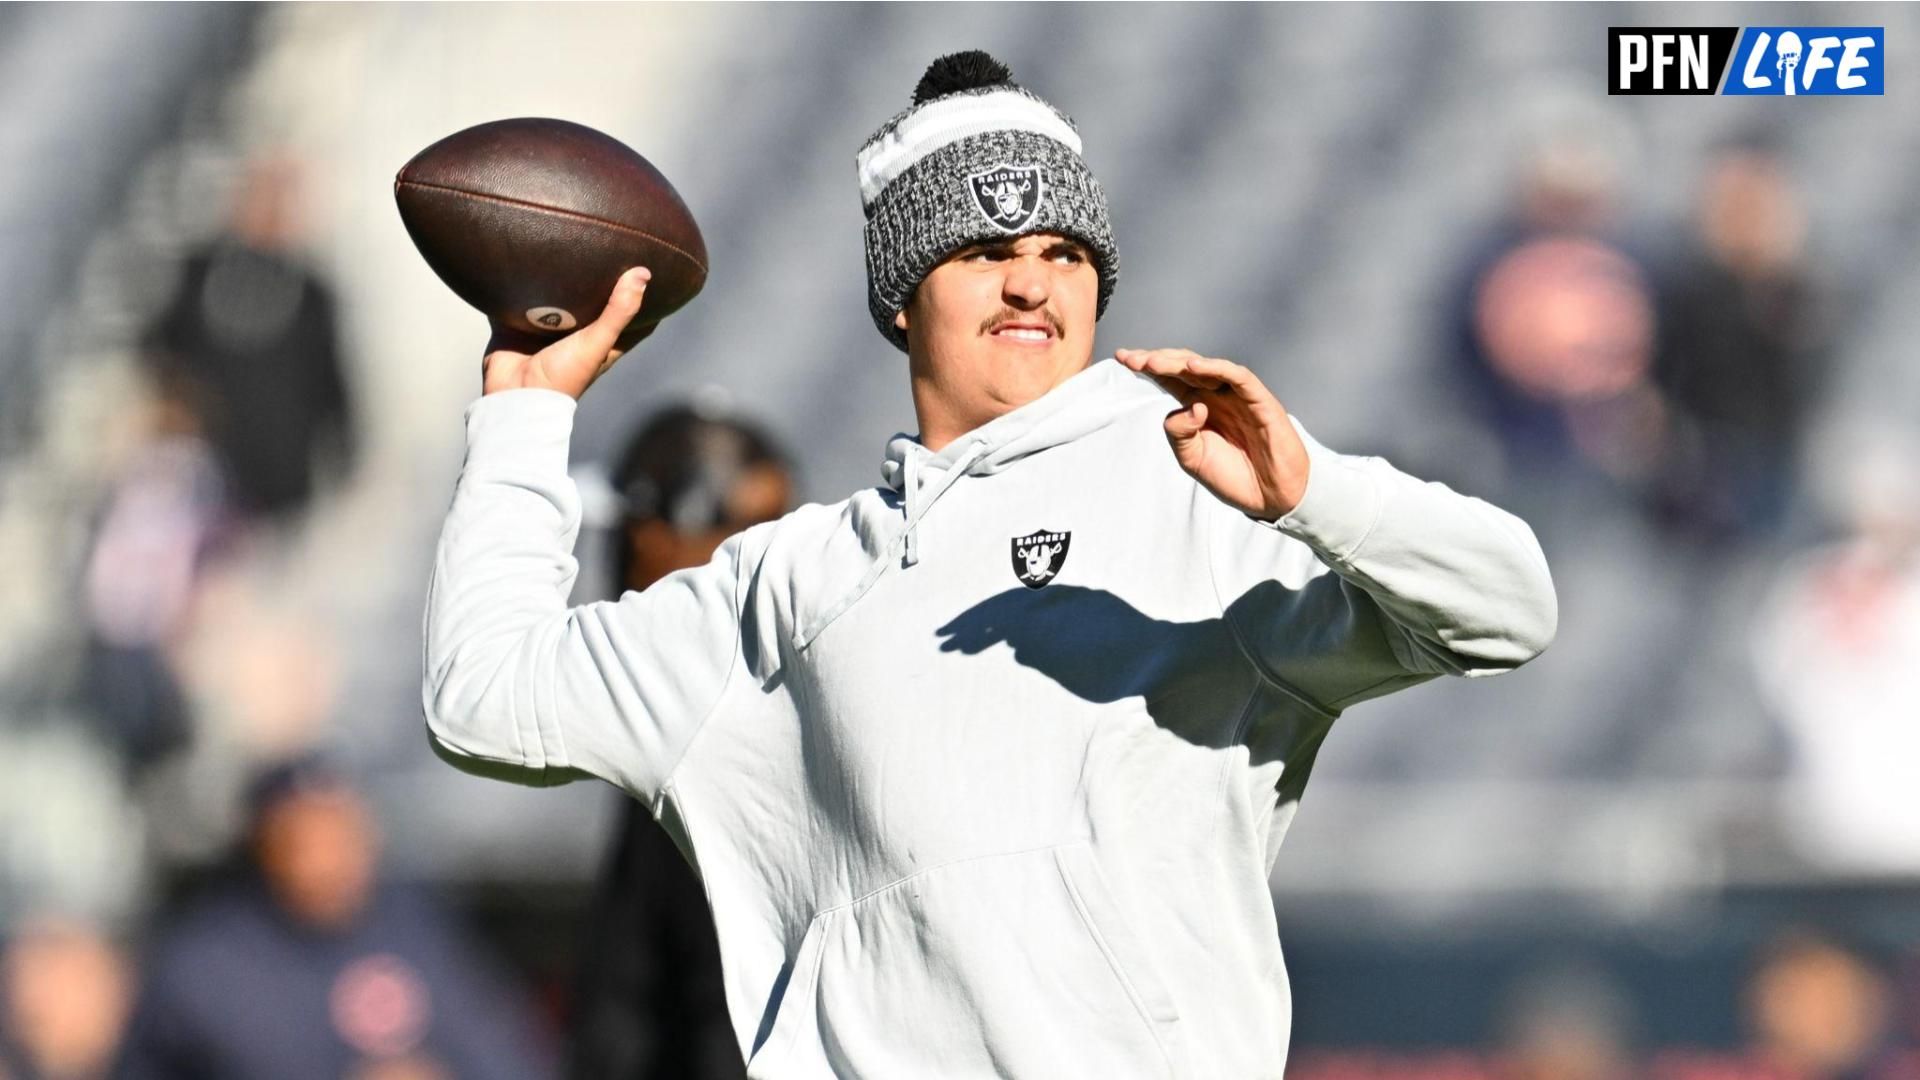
[1610,27,1883,95]
[1726,28,1883,95]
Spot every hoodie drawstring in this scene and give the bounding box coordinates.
[794,442,985,651]
[903,442,983,568]
[901,451,923,566]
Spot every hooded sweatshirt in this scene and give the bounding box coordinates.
[422,358,1557,1078]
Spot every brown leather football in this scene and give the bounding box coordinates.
[394,118,707,351]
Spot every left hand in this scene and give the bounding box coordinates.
[1115,349,1311,521]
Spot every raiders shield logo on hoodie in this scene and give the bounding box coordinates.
[1011,530,1071,589]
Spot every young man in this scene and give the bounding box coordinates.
[426,52,1557,1077]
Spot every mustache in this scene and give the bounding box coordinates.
[979,308,1065,339]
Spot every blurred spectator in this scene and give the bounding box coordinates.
[113,758,551,1079]
[1648,145,1829,545]
[77,396,233,770]
[1495,962,1638,1080]
[568,402,792,1080]
[1742,932,1896,1080]
[141,153,356,526]
[1447,122,1665,496]
[78,151,356,775]
[0,917,134,1080]
[1749,436,1920,874]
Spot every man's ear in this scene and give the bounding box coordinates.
[893,308,909,332]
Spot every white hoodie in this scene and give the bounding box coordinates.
[422,358,1557,1078]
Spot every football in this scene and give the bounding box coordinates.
[394,117,707,351]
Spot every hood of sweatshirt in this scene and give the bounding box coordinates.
[789,358,1168,652]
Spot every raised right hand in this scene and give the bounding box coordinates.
[482,266,650,399]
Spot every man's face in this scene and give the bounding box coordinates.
[896,232,1098,422]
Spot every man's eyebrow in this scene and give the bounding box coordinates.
[949,237,1086,261]
[954,239,1016,258]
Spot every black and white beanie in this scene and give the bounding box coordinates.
[858,50,1120,351]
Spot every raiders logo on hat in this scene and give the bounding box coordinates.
[967,164,1046,233]
[1011,529,1071,589]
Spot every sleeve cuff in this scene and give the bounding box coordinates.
[462,388,579,474]
[1252,414,1384,563]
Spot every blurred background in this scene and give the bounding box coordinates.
[1,2,1916,1077]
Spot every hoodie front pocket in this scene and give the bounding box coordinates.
[1052,842,1183,1030]
[746,907,837,1078]
[747,840,1185,1079]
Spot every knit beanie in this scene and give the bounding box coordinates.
[857,50,1120,351]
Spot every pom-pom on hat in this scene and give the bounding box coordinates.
[857,50,1119,351]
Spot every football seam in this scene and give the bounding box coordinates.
[396,179,709,274]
